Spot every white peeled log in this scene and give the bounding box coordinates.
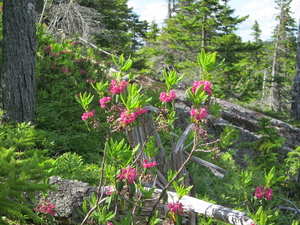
[152,188,255,225]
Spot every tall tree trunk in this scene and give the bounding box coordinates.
[167,0,171,19]
[167,0,175,19]
[270,38,280,111]
[262,69,267,99]
[270,4,284,112]
[201,15,206,48]
[0,0,36,123]
[291,19,300,119]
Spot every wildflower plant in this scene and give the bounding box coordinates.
[35,200,57,224]
[76,50,227,224]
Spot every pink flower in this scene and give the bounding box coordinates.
[81,109,96,121]
[120,108,147,125]
[80,70,87,75]
[254,185,273,201]
[120,110,136,124]
[44,46,51,52]
[35,201,56,217]
[264,187,273,201]
[105,186,112,195]
[61,67,69,73]
[143,159,157,168]
[190,108,207,121]
[99,96,112,108]
[72,41,79,45]
[192,80,212,96]
[50,52,58,58]
[134,107,147,116]
[254,186,264,199]
[87,79,95,83]
[168,202,184,216]
[110,79,127,95]
[59,50,69,55]
[159,90,176,102]
[117,166,137,184]
[107,223,114,225]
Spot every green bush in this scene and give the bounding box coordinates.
[0,119,53,224]
[52,152,102,186]
[35,26,110,163]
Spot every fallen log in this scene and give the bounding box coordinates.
[157,188,255,225]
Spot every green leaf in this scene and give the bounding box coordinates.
[119,54,125,66]
[112,55,118,68]
[121,58,132,71]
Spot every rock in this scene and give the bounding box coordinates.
[173,88,300,165]
[216,98,300,152]
[39,176,97,224]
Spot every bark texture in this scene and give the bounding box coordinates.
[0,0,36,122]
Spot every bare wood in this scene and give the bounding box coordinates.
[159,189,255,225]
[183,151,227,178]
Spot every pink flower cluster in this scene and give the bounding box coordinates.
[190,107,207,121]
[254,185,273,201]
[87,79,95,83]
[100,96,112,108]
[143,159,157,168]
[59,50,69,55]
[159,90,176,103]
[168,202,184,216]
[192,80,212,96]
[105,186,113,195]
[110,79,127,95]
[50,52,58,58]
[81,109,96,121]
[120,108,147,125]
[117,166,137,184]
[35,201,56,216]
[44,46,52,52]
[80,69,87,75]
[61,67,69,74]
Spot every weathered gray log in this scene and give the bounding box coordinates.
[183,151,227,178]
[156,189,255,225]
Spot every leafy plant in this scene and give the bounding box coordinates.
[52,152,102,185]
[0,120,53,224]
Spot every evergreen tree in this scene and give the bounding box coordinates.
[84,0,148,55]
[251,20,262,43]
[270,0,297,112]
[133,21,161,72]
[139,0,261,100]
[291,20,300,119]
[0,120,52,224]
